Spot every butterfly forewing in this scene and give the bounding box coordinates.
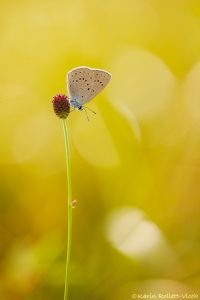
[67,67,111,105]
[67,67,93,103]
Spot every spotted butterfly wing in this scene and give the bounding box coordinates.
[67,66,111,107]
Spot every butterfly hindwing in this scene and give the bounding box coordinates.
[84,69,111,104]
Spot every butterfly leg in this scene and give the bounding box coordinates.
[83,108,90,121]
[70,108,75,113]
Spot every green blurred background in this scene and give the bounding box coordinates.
[1,0,200,299]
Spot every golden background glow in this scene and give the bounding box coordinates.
[0,0,200,299]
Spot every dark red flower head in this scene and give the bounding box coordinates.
[52,94,70,119]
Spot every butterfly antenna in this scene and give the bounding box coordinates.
[83,107,90,121]
[84,106,96,114]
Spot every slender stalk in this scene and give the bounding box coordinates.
[62,119,73,300]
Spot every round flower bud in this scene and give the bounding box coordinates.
[52,94,70,119]
[71,199,77,208]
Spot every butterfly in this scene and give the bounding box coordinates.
[67,66,111,118]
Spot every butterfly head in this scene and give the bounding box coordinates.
[69,98,83,111]
[77,105,83,111]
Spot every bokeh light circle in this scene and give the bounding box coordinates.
[107,47,177,120]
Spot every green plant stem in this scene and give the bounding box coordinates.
[62,119,72,300]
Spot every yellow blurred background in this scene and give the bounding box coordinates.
[1,0,200,299]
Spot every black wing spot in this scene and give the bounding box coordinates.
[82,95,83,98]
[82,78,84,80]
[88,88,90,90]
[79,78,81,80]
[87,83,89,86]
[85,80,87,82]
[76,80,78,82]
[101,84,104,86]
[73,80,74,82]
[97,80,99,82]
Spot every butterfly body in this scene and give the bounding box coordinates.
[67,66,111,112]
